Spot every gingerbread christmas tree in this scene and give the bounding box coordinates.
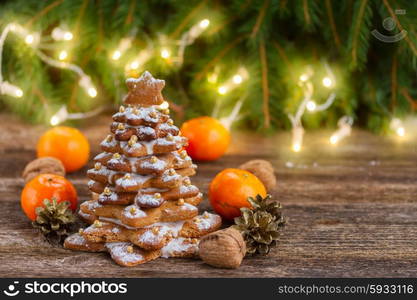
[64,71,221,267]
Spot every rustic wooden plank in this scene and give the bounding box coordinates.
[1,202,417,277]
[0,114,417,277]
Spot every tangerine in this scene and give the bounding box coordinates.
[21,174,78,221]
[209,168,267,220]
[180,116,230,161]
[37,126,90,172]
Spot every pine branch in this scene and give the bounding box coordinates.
[33,87,49,106]
[195,34,248,80]
[24,0,64,27]
[325,0,341,51]
[96,1,104,52]
[391,55,397,111]
[169,0,208,39]
[279,0,288,12]
[272,40,292,69]
[348,0,372,70]
[240,0,254,11]
[0,0,415,132]
[208,17,236,36]
[302,0,311,27]
[124,0,136,25]
[382,0,417,57]
[251,0,270,38]
[400,88,417,111]
[74,0,89,38]
[259,39,270,129]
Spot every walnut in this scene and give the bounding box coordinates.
[239,159,276,191]
[199,227,246,269]
[22,157,65,183]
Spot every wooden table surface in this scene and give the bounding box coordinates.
[1,115,416,277]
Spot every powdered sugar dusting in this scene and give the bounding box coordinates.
[123,106,160,123]
[78,210,93,220]
[196,212,219,230]
[94,152,111,161]
[122,205,147,219]
[179,183,198,194]
[106,242,144,263]
[139,157,166,172]
[111,227,121,234]
[141,187,168,193]
[135,194,163,207]
[100,135,118,149]
[88,166,119,185]
[115,173,152,189]
[179,203,197,212]
[159,122,178,132]
[161,169,181,183]
[98,189,119,203]
[87,180,96,189]
[82,200,103,212]
[160,237,197,258]
[66,233,87,245]
[99,217,138,230]
[145,221,185,236]
[136,126,155,136]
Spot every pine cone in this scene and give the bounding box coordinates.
[234,194,285,255]
[32,198,77,245]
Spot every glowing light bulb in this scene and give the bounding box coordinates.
[52,27,73,41]
[232,74,243,84]
[292,143,301,152]
[88,87,97,98]
[299,74,308,82]
[322,77,333,88]
[306,100,317,112]
[79,75,97,98]
[50,116,60,126]
[58,50,68,61]
[330,116,353,145]
[207,73,217,83]
[390,118,406,138]
[330,135,338,145]
[218,86,227,95]
[15,89,23,97]
[130,61,139,69]
[291,126,304,152]
[50,106,69,126]
[396,127,405,137]
[0,81,23,98]
[160,49,171,59]
[112,50,121,60]
[199,19,210,29]
[25,34,34,44]
[63,32,73,40]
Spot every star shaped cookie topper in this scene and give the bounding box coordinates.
[123,71,165,106]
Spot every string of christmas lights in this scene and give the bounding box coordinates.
[0,23,23,98]
[176,19,210,66]
[330,116,353,145]
[211,66,248,119]
[0,23,97,100]
[0,17,409,146]
[288,62,337,152]
[390,118,406,137]
[50,105,104,126]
